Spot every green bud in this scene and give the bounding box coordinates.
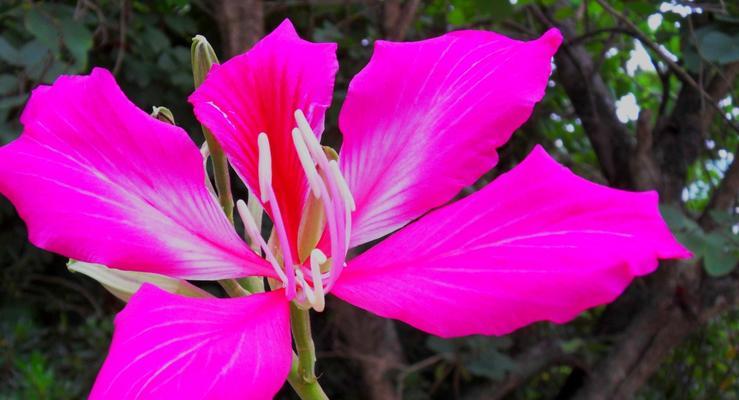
[68,260,211,302]
[151,106,175,125]
[191,34,234,222]
[191,35,219,88]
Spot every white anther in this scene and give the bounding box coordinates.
[309,249,327,312]
[236,199,288,286]
[328,160,356,212]
[257,132,272,203]
[292,128,322,198]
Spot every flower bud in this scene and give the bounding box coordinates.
[151,106,175,125]
[191,35,219,88]
[68,260,211,302]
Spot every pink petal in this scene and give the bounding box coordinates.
[0,68,272,280]
[332,146,690,337]
[90,285,292,400]
[340,29,562,246]
[190,19,338,254]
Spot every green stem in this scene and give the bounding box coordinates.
[205,135,234,222]
[287,354,328,400]
[191,35,234,222]
[289,303,327,399]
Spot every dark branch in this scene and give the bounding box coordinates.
[531,5,634,187]
[462,339,585,400]
[699,144,739,230]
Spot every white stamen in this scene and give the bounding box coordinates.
[257,132,272,203]
[310,249,327,312]
[236,199,288,285]
[294,109,313,140]
[328,160,356,212]
[246,195,263,253]
[292,128,322,198]
[236,200,260,241]
[294,110,324,160]
[261,174,298,298]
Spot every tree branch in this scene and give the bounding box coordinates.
[384,0,421,41]
[594,0,739,135]
[462,339,586,400]
[531,5,634,187]
[214,0,264,57]
[699,143,739,230]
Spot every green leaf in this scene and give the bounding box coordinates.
[427,337,456,356]
[702,233,738,277]
[560,338,585,354]
[660,205,701,232]
[475,0,513,21]
[25,8,60,56]
[40,60,69,84]
[164,15,197,36]
[0,37,21,65]
[143,27,171,54]
[447,7,467,26]
[659,205,704,257]
[554,7,575,20]
[60,18,93,71]
[19,40,50,69]
[0,74,17,95]
[693,26,739,65]
[700,31,739,64]
[625,2,655,15]
[0,94,28,110]
[465,350,514,380]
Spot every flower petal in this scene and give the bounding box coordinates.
[190,19,338,253]
[90,285,292,400]
[0,68,272,280]
[340,29,562,246]
[332,146,690,337]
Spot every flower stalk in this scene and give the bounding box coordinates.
[287,354,328,400]
[191,35,234,222]
[288,303,327,399]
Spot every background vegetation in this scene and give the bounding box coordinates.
[0,0,736,399]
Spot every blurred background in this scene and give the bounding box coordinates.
[0,0,737,399]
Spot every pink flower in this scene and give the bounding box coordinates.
[0,20,689,399]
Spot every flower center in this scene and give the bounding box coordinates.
[236,110,355,312]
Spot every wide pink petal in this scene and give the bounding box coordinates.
[90,285,292,399]
[190,19,338,254]
[0,68,272,280]
[340,28,562,246]
[332,146,690,337]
